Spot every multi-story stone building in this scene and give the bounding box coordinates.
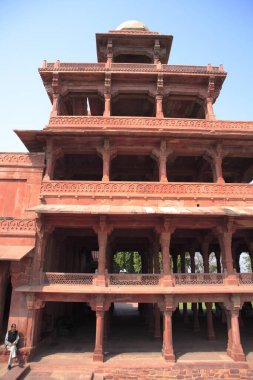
[0,20,253,366]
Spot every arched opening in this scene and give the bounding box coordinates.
[58,92,104,116]
[39,301,96,354]
[53,154,103,181]
[111,93,155,116]
[43,228,98,274]
[110,155,158,181]
[0,275,12,342]
[113,251,142,273]
[163,96,205,119]
[167,156,213,182]
[222,157,253,183]
[114,54,152,63]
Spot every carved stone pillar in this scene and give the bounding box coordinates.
[205,97,216,120]
[44,138,55,181]
[50,93,59,117]
[172,254,178,274]
[154,304,161,338]
[215,251,222,273]
[161,296,175,362]
[153,240,160,274]
[156,94,164,118]
[213,154,225,184]
[90,296,110,362]
[160,222,174,286]
[94,217,112,286]
[190,251,200,331]
[202,240,209,273]
[98,231,107,273]
[225,296,245,361]
[94,309,105,362]
[206,302,216,340]
[102,140,110,182]
[225,309,232,356]
[26,294,45,349]
[103,94,111,117]
[216,222,238,284]
[32,221,51,284]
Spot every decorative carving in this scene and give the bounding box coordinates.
[43,272,94,285]
[174,273,224,285]
[0,153,44,167]
[48,116,253,132]
[0,219,35,232]
[26,293,45,310]
[109,274,160,286]
[41,181,253,199]
[39,63,224,74]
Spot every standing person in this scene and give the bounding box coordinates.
[5,323,19,370]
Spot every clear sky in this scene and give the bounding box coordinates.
[0,0,253,152]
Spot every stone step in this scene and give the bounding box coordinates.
[1,365,30,380]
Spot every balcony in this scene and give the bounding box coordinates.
[38,272,252,288]
[40,181,253,207]
[39,62,225,75]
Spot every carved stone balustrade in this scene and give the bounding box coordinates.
[43,272,94,285]
[39,62,224,74]
[47,116,253,135]
[108,274,161,286]
[174,273,225,285]
[238,273,253,285]
[40,181,253,206]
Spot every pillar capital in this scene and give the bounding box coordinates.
[26,294,45,310]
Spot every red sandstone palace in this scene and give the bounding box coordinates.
[0,20,253,365]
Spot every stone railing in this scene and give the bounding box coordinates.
[238,273,253,285]
[174,273,225,285]
[43,272,94,285]
[39,272,253,287]
[39,62,224,75]
[48,116,253,133]
[40,181,253,201]
[108,274,160,286]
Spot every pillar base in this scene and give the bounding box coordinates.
[229,347,246,362]
[161,275,173,286]
[207,333,216,341]
[93,351,104,362]
[94,275,106,286]
[162,349,175,362]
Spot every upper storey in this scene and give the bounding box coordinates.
[96,19,173,64]
[38,21,226,120]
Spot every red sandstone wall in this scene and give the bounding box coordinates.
[0,153,44,218]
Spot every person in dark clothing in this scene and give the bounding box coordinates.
[5,323,19,370]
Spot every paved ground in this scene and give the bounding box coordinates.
[1,303,253,379]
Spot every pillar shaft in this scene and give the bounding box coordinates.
[162,310,175,361]
[228,310,245,361]
[93,310,105,362]
[102,150,110,182]
[98,232,107,275]
[156,94,164,118]
[103,94,111,117]
[160,232,171,275]
[206,302,215,340]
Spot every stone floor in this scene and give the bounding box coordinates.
[1,303,253,379]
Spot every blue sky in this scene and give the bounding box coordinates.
[0,0,253,152]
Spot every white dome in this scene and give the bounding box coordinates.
[116,20,149,31]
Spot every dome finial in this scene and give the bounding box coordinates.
[116,20,149,31]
